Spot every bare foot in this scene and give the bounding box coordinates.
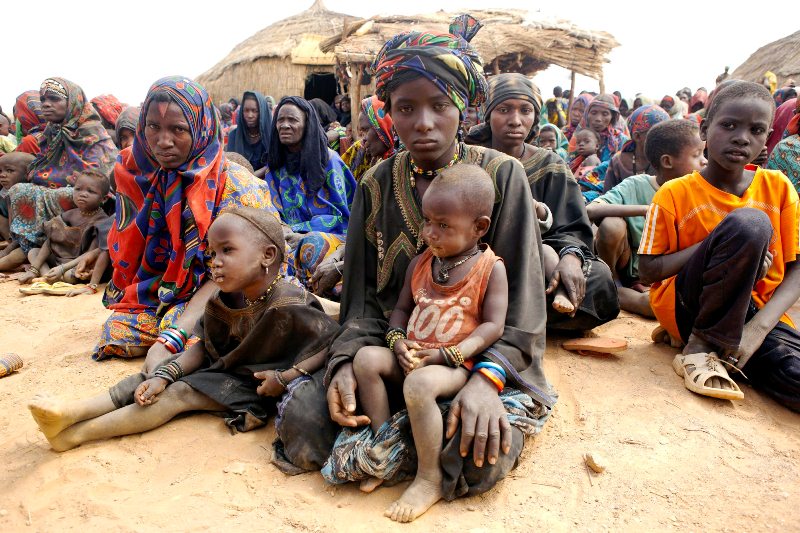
[359,477,384,493]
[552,287,575,315]
[28,393,77,439]
[384,476,443,523]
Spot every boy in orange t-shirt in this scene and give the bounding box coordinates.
[639,81,800,411]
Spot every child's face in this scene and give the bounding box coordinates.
[0,116,10,136]
[667,135,707,179]
[72,175,105,211]
[569,101,585,126]
[575,131,598,157]
[538,130,557,151]
[208,215,276,297]
[421,188,483,259]
[701,98,773,173]
[588,106,612,132]
[119,128,135,150]
[0,159,28,189]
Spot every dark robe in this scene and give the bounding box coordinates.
[520,144,620,329]
[226,91,272,172]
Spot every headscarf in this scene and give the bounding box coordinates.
[763,71,778,94]
[537,123,569,161]
[309,98,338,129]
[465,73,542,146]
[372,15,488,119]
[91,94,125,127]
[107,76,226,314]
[226,90,272,169]
[266,96,329,193]
[676,87,692,102]
[361,95,395,158]
[689,88,708,112]
[659,95,684,119]
[114,106,139,147]
[563,93,594,140]
[773,87,797,107]
[786,98,800,138]
[621,104,670,153]
[568,94,628,161]
[29,77,117,188]
[14,90,45,137]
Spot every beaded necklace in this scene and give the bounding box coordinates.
[409,145,462,188]
[244,274,281,307]
[80,207,102,217]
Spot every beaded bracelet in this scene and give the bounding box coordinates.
[274,369,289,389]
[154,360,185,384]
[439,346,465,368]
[385,328,407,351]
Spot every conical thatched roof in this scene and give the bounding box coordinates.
[197,1,357,87]
[732,30,800,87]
[321,9,619,80]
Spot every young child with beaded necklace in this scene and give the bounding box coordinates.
[352,163,509,519]
[28,207,339,451]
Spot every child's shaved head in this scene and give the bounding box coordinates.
[428,164,495,219]
[0,152,35,171]
[645,119,700,170]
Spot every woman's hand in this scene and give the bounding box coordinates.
[311,258,342,295]
[327,362,371,427]
[546,254,586,313]
[445,374,512,467]
[135,377,170,406]
[254,370,286,397]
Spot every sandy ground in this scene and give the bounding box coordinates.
[1,281,799,532]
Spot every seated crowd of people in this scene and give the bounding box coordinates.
[1,16,798,524]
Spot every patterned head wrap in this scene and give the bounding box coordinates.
[689,88,708,112]
[114,106,139,147]
[14,90,45,136]
[107,76,226,314]
[361,95,395,158]
[372,15,488,118]
[563,93,594,139]
[29,77,117,188]
[621,104,670,152]
[91,94,125,128]
[786,98,800,137]
[568,94,628,159]
[464,73,543,146]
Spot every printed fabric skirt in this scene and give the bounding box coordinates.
[9,183,75,253]
[288,231,344,298]
[92,303,188,361]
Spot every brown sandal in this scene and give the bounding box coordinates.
[561,337,628,356]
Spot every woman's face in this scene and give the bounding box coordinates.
[569,101,585,126]
[340,98,351,113]
[242,97,259,129]
[276,104,306,151]
[359,112,387,159]
[119,128,135,150]
[41,94,68,124]
[144,100,193,169]
[489,98,537,152]
[389,77,460,168]
[588,106,612,132]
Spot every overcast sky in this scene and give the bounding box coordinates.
[3,0,795,113]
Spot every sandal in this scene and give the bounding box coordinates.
[19,281,52,295]
[42,281,81,296]
[673,352,744,401]
[0,353,23,377]
[561,337,628,356]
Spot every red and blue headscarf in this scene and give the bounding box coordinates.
[106,76,226,314]
[91,94,126,128]
[14,90,45,137]
[621,104,669,153]
[361,95,395,159]
[568,94,629,162]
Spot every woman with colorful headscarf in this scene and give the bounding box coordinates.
[563,93,593,140]
[91,94,125,131]
[114,106,139,150]
[264,96,356,296]
[0,78,118,272]
[466,72,618,331]
[601,104,670,193]
[226,90,272,177]
[341,95,396,182]
[767,97,800,194]
[567,94,629,163]
[13,90,46,154]
[275,23,555,516]
[95,76,276,365]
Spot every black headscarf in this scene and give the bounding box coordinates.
[267,96,330,193]
[465,73,543,146]
[309,98,338,129]
[226,91,272,170]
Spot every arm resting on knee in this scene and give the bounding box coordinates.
[638,242,701,285]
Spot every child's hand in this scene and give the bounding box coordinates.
[44,266,63,283]
[66,287,93,297]
[412,348,445,369]
[254,370,286,397]
[757,250,773,281]
[534,201,548,222]
[394,339,422,373]
[135,377,170,406]
[17,271,36,284]
[74,267,93,280]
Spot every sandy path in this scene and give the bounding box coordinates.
[1,282,798,531]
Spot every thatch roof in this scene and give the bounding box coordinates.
[320,10,619,80]
[732,30,800,87]
[197,1,358,87]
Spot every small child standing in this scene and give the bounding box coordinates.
[587,120,707,317]
[18,170,111,291]
[28,207,339,450]
[351,164,508,523]
[639,81,800,411]
[0,152,34,244]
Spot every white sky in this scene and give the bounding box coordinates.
[3,0,795,114]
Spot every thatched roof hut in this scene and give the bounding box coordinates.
[320,9,619,129]
[196,1,358,105]
[732,30,800,88]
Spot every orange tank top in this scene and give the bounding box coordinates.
[407,245,501,349]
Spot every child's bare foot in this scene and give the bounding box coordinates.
[28,393,76,439]
[384,476,443,523]
[359,477,384,493]
[552,287,575,315]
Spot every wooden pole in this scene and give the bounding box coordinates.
[569,70,576,112]
[351,65,363,139]
[598,70,606,95]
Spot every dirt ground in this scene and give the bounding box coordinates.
[1,281,799,532]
